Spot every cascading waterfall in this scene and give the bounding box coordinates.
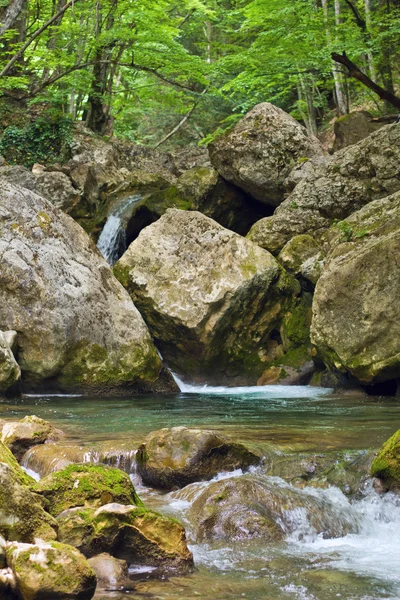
[97,193,142,265]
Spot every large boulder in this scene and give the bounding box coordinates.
[332,111,384,152]
[57,503,193,571]
[0,331,20,393]
[208,102,324,206]
[136,427,261,490]
[34,171,81,214]
[248,124,400,254]
[311,191,400,385]
[2,416,61,461]
[115,209,312,385]
[0,441,57,542]
[370,429,400,491]
[189,475,357,543]
[5,540,96,600]
[0,181,174,394]
[34,464,141,516]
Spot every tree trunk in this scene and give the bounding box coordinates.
[376,0,395,111]
[0,0,26,37]
[364,0,378,81]
[321,0,348,115]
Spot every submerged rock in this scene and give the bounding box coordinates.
[248,124,400,254]
[35,464,141,516]
[115,209,312,385]
[208,102,323,206]
[0,331,20,393]
[6,540,97,600]
[57,503,193,572]
[0,181,172,394]
[370,429,400,491]
[311,191,400,385]
[2,416,61,461]
[190,475,358,542]
[136,426,261,490]
[87,553,127,591]
[0,441,57,542]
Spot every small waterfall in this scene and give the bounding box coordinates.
[97,194,142,265]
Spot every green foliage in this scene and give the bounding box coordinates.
[0,116,73,168]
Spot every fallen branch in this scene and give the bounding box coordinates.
[331,51,400,111]
[154,89,207,148]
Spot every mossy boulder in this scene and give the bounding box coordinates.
[115,209,311,385]
[0,443,57,542]
[332,110,383,152]
[189,475,357,543]
[370,430,400,490]
[136,427,261,490]
[278,235,321,281]
[0,331,20,394]
[0,181,169,395]
[34,464,141,517]
[248,124,400,254]
[6,540,96,600]
[208,102,323,206]
[2,416,61,461]
[311,191,400,385]
[57,503,193,572]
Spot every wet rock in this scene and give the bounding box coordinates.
[0,331,20,393]
[2,416,61,461]
[6,540,97,600]
[115,209,312,385]
[370,429,400,491]
[0,181,170,394]
[35,464,141,517]
[0,441,57,542]
[136,426,261,490]
[190,475,357,542]
[0,536,5,569]
[332,111,383,152]
[311,191,400,385]
[57,503,193,572]
[0,567,17,599]
[208,102,323,206]
[248,124,400,254]
[34,171,81,214]
[87,553,127,590]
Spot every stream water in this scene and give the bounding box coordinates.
[97,194,142,265]
[2,385,400,600]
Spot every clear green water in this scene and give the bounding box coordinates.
[2,385,400,600]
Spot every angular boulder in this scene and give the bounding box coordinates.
[0,181,172,394]
[370,429,400,491]
[35,464,141,516]
[0,441,57,542]
[6,540,96,600]
[136,427,261,489]
[0,331,20,393]
[311,191,400,384]
[34,171,81,214]
[2,416,61,461]
[57,503,193,571]
[208,102,324,206]
[115,209,312,385]
[248,124,400,254]
[332,110,383,152]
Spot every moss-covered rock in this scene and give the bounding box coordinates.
[136,427,261,490]
[34,464,142,516]
[6,540,97,600]
[115,209,311,385]
[0,331,20,394]
[370,430,400,490]
[311,191,400,385]
[0,445,57,542]
[57,503,193,572]
[278,235,321,280]
[2,416,61,461]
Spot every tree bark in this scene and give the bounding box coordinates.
[0,0,26,37]
[321,0,348,115]
[364,0,378,81]
[331,51,400,110]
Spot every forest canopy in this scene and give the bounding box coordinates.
[0,0,399,149]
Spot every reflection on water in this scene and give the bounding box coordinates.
[1,386,400,599]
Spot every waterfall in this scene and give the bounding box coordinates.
[97,194,142,265]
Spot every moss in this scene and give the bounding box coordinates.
[35,463,143,516]
[0,440,33,486]
[370,429,400,488]
[37,211,51,231]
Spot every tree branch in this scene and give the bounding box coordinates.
[343,0,366,30]
[331,51,400,110]
[154,88,206,148]
[0,0,80,78]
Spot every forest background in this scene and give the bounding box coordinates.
[0,0,399,164]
